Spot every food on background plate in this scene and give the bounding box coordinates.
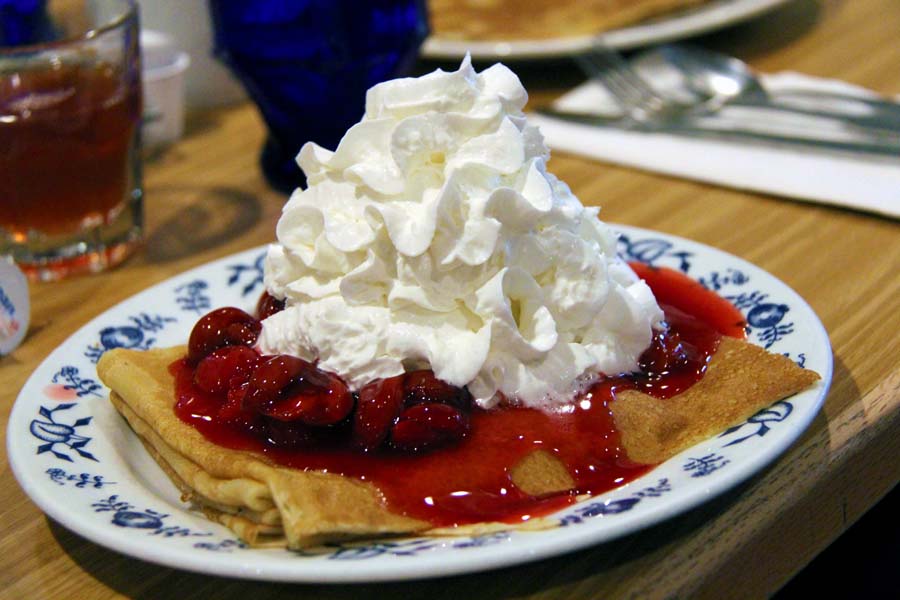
[429,0,712,42]
[97,58,819,549]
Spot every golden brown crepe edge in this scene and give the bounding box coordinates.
[611,336,820,464]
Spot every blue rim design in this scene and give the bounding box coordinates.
[30,404,97,463]
[84,313,177,363]
[293,532,512,560]
[175,280,212,314]
[719,401,793,447]
[92,496,212,538]
[46,468,115,488]
[682,454,730,478]
[560,479,672,525]
[227,252,267,297]
[51,366,103,398]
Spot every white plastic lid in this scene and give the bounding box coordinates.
[0,258,30,355]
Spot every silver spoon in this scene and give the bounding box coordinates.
[634,44,900,130]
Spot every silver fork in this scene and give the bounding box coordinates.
[573,46,696,125]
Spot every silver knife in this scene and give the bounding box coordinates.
[536,108,900,157]
[768,89,900,128]
[724,93,900,131]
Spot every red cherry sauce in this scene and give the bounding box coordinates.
[173,265,746,527]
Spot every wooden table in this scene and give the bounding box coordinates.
[2,0,898,597]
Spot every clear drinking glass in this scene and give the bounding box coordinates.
[0,0,143,281]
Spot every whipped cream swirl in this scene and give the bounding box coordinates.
[259,57,663,410]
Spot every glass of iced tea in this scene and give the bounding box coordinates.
[0,0,142,281]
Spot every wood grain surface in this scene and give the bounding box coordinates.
[2,0,898,597]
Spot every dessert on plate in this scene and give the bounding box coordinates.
[97,58,818,549]
[429,0,712,42]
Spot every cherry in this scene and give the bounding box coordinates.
[187,307,261,364]
[193,346,260,396]
[256,292,286,320]
[404,370,471,410]
[243,355,311,410]
[265,371,353,426]
[352,375,405,452]
[390,402,469,453]
[243,355,353,426]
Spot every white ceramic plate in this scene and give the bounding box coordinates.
[8,225,831,583]
[422,0,790,60]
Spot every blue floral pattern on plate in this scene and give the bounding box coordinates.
[46,468,114,488]
[30,404,97,463]
[51,366,103,398]
[84,313,177,363]
[92,495,212,538]
[6,227,831,582]
[175,280,212,314]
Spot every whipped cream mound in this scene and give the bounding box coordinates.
[259,56,664,411]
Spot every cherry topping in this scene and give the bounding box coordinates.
[193,346,260,396]
[243,355,353,426]
[404,370,471,410]
[638,326,688,374]
[218,380,255,423]
[257,292,286,320]
[352,375,405,452]
[266,371,353,426]
[187,307,261,364]
[390,402,470,453]
[264,419,318,448]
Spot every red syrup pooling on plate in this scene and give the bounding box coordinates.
[172,265,747,527]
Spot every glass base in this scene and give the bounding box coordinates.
[3,190,143,282]
[15,238,140,282]
[260,136,306,194]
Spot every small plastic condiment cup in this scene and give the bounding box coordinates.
[141,30,191,150]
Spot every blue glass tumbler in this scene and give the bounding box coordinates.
[0,0,55,46]
[208,0,429,192]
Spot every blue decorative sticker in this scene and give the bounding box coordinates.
[719,401,794,447]
[84,313,177,363]
[51,366,103,398]
[175,280,212,313]
[30,404,97,463]
[227,252,266,297]
[46,468,114,488]
[682,454,730,478]
[92,496,211,538]
[559,479,672,525]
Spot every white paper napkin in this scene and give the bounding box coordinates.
[529,73,900,219]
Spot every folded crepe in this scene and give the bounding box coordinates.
[96,337,818,549]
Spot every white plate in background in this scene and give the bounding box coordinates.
[422,0,790,60]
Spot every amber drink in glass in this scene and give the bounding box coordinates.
[0,0,142,280]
